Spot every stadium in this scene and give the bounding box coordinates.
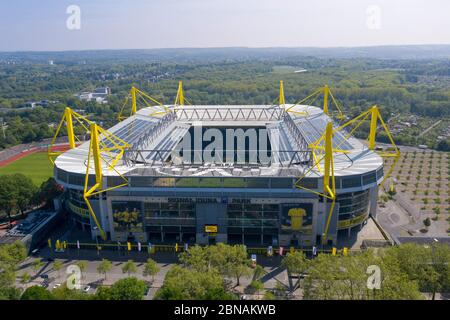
[51,82,398,248]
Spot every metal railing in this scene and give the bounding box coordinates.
[123,149,312,169]
[175,106,285,122]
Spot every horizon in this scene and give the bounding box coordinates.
[2,43,450,54]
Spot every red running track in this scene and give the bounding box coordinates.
[0,144,72,168]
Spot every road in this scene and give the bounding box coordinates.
[418,119,442,137]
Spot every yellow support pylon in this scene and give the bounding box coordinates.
[118,86,169,120]
[322,122,336,244]
[48,107,93,164]
[323,122,334,197]
[83,123,130,241]
[368,106,379,150]
[131,86,137,115]
[175,81,185,106]
[65,107,76,149]
[323,85,329,115]
[285,85,343,119]
[279,80,285,106]
[91,123,103,188]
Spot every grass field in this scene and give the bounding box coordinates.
[0,152,53,186]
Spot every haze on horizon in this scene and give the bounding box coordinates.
[0,0,449,52]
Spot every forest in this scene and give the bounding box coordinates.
[0,47,449,150]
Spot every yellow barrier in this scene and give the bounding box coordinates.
[64,242,361,256]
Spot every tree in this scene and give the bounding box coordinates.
[143,258,159,283]
[121,260,137,277]
[388,243,450,297]
[20,272,31,284]
[52,284,92,300]
[0,241,27,299]
[53,261,63,278]
[76,260,88,279]
[97,259,112,280]
[282,251,309,291]
[32,259,44,276]
[283,251,309,275]
[225,245,251,287]
[437,139,450,152]
[96,277,146,300]
[13,174,38,213]
[263,291,276,300]
[180,244,251,287]
[155,265,236,300]
[179,245,209,272]
[0,174,37,225]
[252,264,265,281]
[0,241,27,269]
[303,249,423,300]
[36,178,63,207]
[208,243,251,286]
[250,280,264,297]
[0,175,19,225]
[21,286,54,300]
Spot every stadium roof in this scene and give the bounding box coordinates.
[55,104,382,178]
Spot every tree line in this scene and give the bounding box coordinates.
[0,174,62,223]
[2,241,449,300]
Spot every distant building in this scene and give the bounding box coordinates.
[77,87,111,104]
[94,87,111,95]
[25,100,50,108]
[0,210,62,254]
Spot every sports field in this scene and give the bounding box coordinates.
[0,152,53,186]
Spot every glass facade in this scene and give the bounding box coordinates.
[58,167,382,191]
[336,190,370,221]
[143,201,196,244]
[227,203,279,246]
[67,189,90,224]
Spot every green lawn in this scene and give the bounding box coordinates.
[0,152,53,186]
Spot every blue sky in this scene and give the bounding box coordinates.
[0,0,449,51]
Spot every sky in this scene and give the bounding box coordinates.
[0,0,449,51]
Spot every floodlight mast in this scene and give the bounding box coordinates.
[131,86,137,115]
[322,122,336,244]
[323,85,329,115]
[118,86,169,120]
[175,80,185,106]
[279,80,285,106]
[47,107,92,164]
[82,123,130,240]
[65,107,76,149]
